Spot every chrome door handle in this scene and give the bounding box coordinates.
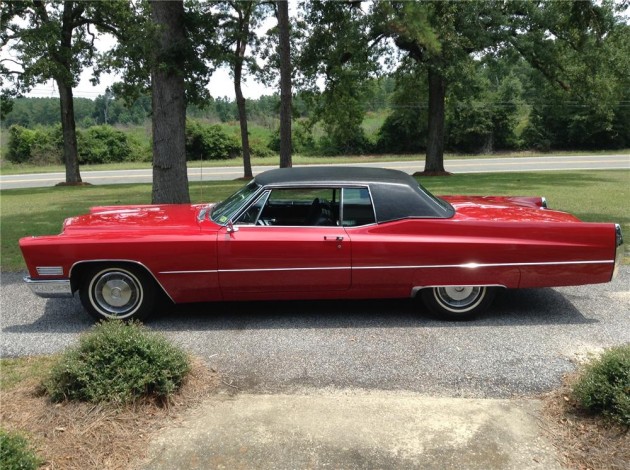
[324,236,344,241]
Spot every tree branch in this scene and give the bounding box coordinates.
[32,0,49,23]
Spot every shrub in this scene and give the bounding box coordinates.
[249,142,275,158]
[44,321,190,405]
[0,429,41,470]
[267,120,316,155]
[185,120,241,160]
[572,345,630,426]
[77,125,132,164]
[6,125,62,164]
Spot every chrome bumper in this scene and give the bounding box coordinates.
[24,277,73,298]
[612,224,624,279]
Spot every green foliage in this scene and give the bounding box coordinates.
[6,124,147,165]
[249,142,275,158]
[77,126,133,164]
[376,65,428,154]
[298,0,380,155]
[523,83,630,151]
[524,16,629,151]
[44,321,190,404]
[6,125,62,164]
[93,94,151,126]
[185,120,241,160]
[0,429,41,470]
[317,77,373,155]
[572,345,630,426]
[267,119,316,155]
[446,61,523,153]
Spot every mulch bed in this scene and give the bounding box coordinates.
[541,373,629,470]
[0,357,219,470]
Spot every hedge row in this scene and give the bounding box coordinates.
[5,121,275,165]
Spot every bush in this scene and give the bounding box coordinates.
[185,120,241,160]
[376,111,427,154]
[572,345,630,426]
[6,125,62,164]
[0,429,41,470]
[267,120,316,155]
[77,125,132,164]
[249,142,275,158]
[44,321,190,405]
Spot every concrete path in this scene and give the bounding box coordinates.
[140,391,560,470]
[2,154,629,189]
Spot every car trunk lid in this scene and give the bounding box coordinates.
[441,195,581,223]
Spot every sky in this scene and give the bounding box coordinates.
[2,3,290,101]
[22,65,273,100]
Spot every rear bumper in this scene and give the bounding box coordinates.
[24,277,73,298]
[612,224,624,279]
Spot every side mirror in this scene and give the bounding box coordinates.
[226,221,239,233]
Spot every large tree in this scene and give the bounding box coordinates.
[1,0,130,184]
[372,0,627,173]
[300,1,626,172]
[149,0,190,203]
[276,0,292,168]
[100,0,217,203]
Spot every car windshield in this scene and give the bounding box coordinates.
[210,181,260,224]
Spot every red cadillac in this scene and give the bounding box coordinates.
[20,167,623,321]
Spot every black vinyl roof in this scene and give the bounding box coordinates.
[254,167,454,222]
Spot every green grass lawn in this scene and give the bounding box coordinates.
[1,170,628,271]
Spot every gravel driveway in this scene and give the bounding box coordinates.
[2,268,628,398]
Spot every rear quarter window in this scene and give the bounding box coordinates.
[342,188,375,227]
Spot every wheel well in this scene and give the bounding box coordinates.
[70,261,169,302]
[411,285,507,298]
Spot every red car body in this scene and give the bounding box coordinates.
[20,167,623,321]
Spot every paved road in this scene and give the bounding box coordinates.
[2,267,628,398]
[2,154,629,189]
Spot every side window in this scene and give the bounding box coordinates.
[342,188,376,227]
[237,188,340,226]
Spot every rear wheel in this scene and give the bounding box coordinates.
[421,286,496,321]
[79,266,155,321]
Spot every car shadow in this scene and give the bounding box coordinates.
[4,286,595,335]
[152,288,596,331]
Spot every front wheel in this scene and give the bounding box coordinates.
[420,286,496,321]
[79,266,156,321]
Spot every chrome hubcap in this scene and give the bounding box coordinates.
[91,270,142,317]
[435,286,485,313]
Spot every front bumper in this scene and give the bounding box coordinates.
[24,277,73,298]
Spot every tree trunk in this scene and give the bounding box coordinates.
[277,0,292,168]
[234,38,252,178]
[56,79,82,184]
[481,132,494,155]
[150,0,190,204]
[57,2,81,184]
[424,68,447,174]
[235,85,252,178]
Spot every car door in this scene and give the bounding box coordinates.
[217,187,351,298]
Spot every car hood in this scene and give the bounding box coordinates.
[441,195,581,223]
[62,204,209,232]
